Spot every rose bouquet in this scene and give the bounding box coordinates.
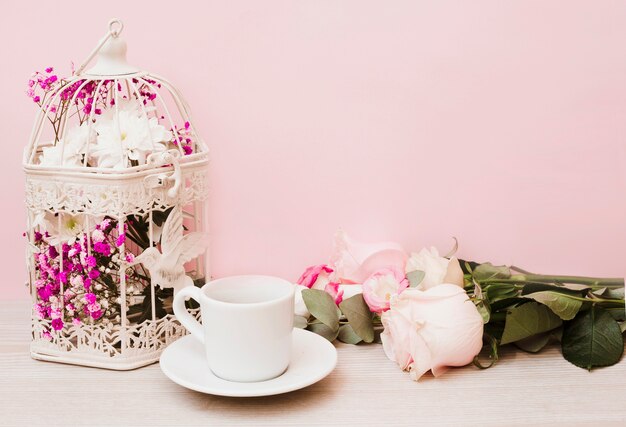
[295,231,625,381]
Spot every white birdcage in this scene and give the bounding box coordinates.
[23,19,209,369]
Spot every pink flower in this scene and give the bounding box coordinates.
[380,284,484,381]
[38,286,53,301]
[86,256,97,268]
[51,318,64,331]
[84,293,97,304]
[72,318,82,326]
[58,271,68,284]
[42,331,52,341]
[91,229,105,243]
[125,253,135,263]
[324,282,344,305]
[93,242,111,256]
[297,265,333,289]
[70,275,84,288]
[362,267,409,313]
[99,219,112,231]
[87,302,101,314]
[116,233,126,247]
[330,231,408,284]
[34,303,46,319]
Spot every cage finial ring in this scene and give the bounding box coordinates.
[108,19,124,37]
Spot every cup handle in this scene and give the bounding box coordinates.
[173,286,204,345]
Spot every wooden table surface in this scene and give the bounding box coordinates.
[1,300,625,426]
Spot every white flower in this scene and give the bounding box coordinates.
[405,247,464,290]
[339,284,362,300]
[380,285,484,381]
[43,212,89,245]
[91,229,105,243]
[294,284,310,318]
[92,100,172,169]
[39,123,95,167]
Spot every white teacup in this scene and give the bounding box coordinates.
[173,275,295,382]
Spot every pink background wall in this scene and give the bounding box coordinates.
[1,1,625,299]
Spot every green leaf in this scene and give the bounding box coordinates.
[500,302,562,345]
[476,302,490,324]
[520,283,584,296]
[339,294,375,343]
[619,321,626,334]
[308,323,339,342]
[302,289,339,331]
[473,334,499,369]
[293,315,308,329]
[524,291,583,321]
[473,263,511,282]
[604,287,625,300]
[337,324,363,344]
[473,282,490,323]
[485,283,519,303]
[562,306,624,370]
[515,331,552,353]
[406,270,425,288]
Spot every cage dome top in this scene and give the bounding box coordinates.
[80,20,140,76]
[24,18,208,176]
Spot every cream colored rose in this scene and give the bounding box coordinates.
[405,247,464,289]
[380,284,484,381]
[293,284,311,318]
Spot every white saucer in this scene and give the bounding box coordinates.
[159,328,337,397]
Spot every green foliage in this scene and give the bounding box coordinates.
[500,302,562,345]
[562,306,624,370]
[302,289,340,331]
[524,291,582,321]
[464,258,625,371]
[308,323,339,342]
[293,315,308,329]
[337,324,363,344]
[339,294,375,343]
[472,263,511,282]
[514,331,553,353]
[406,270,425,288]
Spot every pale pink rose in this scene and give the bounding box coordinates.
[380,284,484,381]
[293,284,311,318]
[324,282,344,305]
[362,267,409,313]
[330,230,408,284]
[339,283,363,300]
[297,264,333,289]
[405,247,464,289]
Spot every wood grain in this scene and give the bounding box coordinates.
[1,300,625,426]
